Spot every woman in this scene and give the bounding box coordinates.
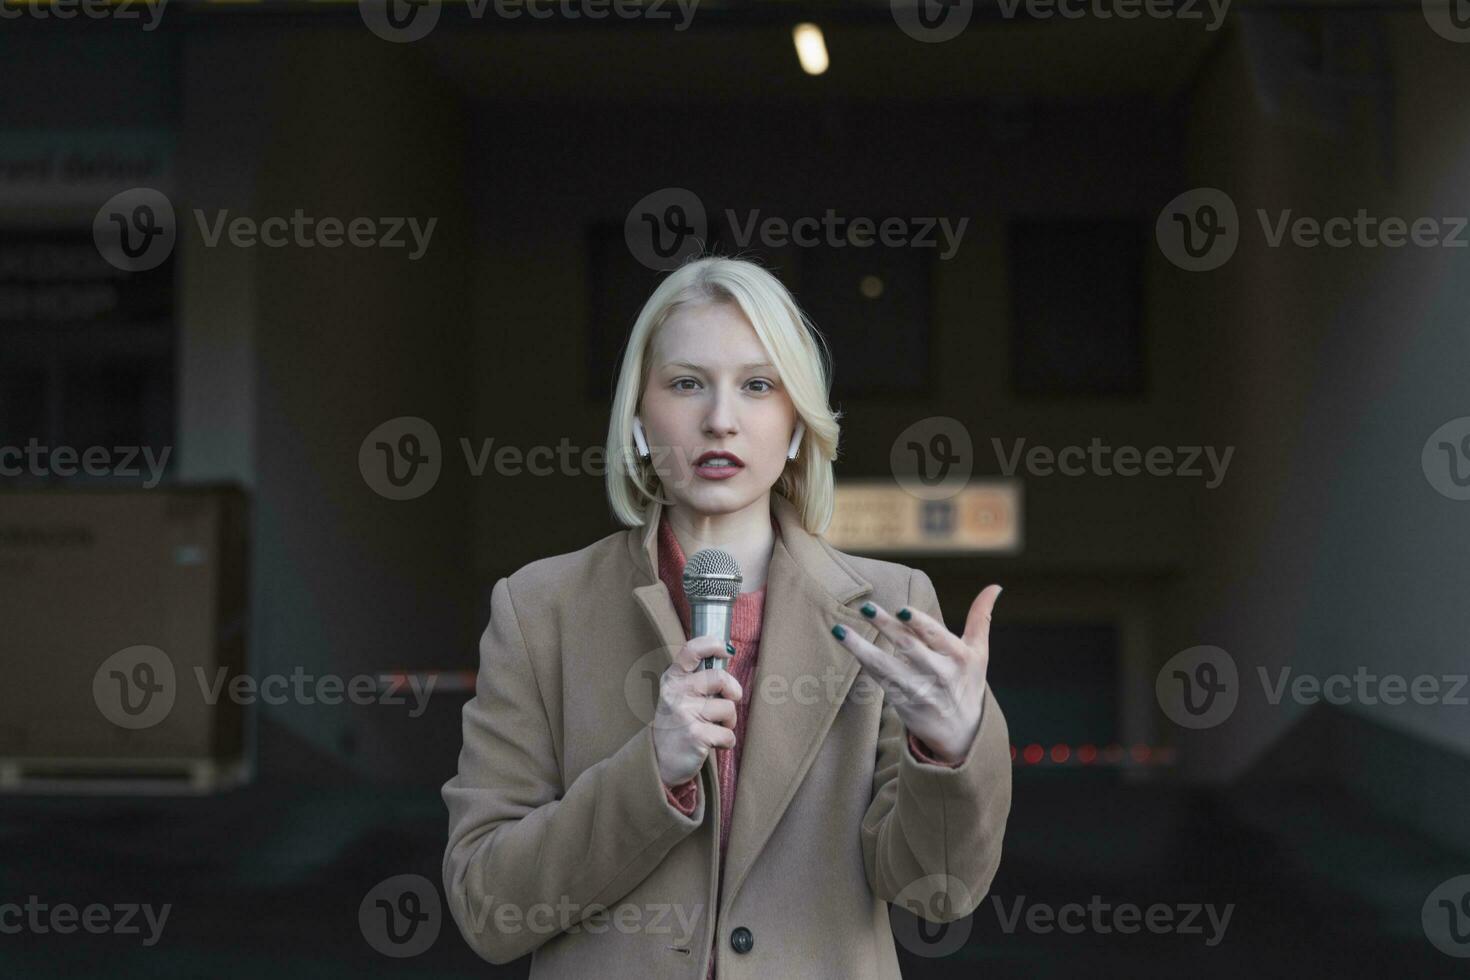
[442,256,1012,978]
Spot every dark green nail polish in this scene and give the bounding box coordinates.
[897,608,912,622]
[726,642,735,655]
[860,602,877,618]
[831,624,847,640]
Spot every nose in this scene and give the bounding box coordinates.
[702,383,739,438]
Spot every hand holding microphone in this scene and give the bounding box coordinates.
[652,636,743,788]
[651,549,745,789]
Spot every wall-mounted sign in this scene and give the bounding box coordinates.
[826,479,1022,555]
[0,129,174,215]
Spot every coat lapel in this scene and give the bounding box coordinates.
[625,492,881,913]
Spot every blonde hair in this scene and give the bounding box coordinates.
[605,255,842,534]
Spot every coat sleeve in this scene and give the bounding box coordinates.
[860,568,1012,922]
[441,576,706,965]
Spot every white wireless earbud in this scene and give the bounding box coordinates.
[787,420,805,461]
[633,416,651,460]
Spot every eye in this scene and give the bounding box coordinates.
[672,377,701,391]
[746,378,776,393]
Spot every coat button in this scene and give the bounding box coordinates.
[729,926,754,954]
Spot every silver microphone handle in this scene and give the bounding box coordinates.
[690,597,734,671]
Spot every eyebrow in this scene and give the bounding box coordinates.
[663,360,776,372]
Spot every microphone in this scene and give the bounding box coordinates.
[682,548,742,671]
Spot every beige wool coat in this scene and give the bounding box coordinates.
[441,491,1012,978]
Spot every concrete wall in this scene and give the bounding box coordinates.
[245,34,477,778]
[1174,14,1470,783]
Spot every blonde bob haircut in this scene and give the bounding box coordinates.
[605,255,843,535]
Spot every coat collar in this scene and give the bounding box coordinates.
[626,491,882,916]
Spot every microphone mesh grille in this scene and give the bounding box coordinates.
[683,548,742,599]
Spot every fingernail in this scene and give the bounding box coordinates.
[831,624,847,640]
[859,602,876,618]
[897,608,912,622]
[726,642,735,655]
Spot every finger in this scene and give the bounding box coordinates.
[696,721,737,751]
[686,667,743,702]
[829,622,917,701]
[859,600,953,670]
[836,620,963,717]
[674,636,733,672]
[695,697,737,728]
[960,585,1004,650]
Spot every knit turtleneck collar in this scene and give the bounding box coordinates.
[656,507,775,645]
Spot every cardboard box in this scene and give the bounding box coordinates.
[0,485,249,792]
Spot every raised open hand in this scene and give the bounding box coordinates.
[831,584,1002,764]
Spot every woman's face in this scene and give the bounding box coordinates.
[639,301,798,518]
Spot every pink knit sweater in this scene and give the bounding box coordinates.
[655,508,958,977]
